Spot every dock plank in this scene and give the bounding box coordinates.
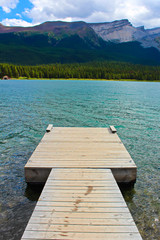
[22,232,142,240]
[22,127,142,240]
[25,127,136,184]
[21,168,142,240]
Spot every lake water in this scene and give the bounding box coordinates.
[0,80,160,240]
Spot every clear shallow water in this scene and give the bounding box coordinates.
[0,79,160,240]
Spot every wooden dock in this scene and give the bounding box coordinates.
[21,126,142,240]
[25,126,137,184]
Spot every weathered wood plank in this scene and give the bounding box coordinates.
[38,197,124,202]
[27,162,136,168]
[39,193,122,198]
[43,186,121,189]
[36,201,127,208]
[44,180,118,186]
[25,223,138,232]
[22,127,142,240]
[34,142,127,149]
[28,217,135,225]
[34,206,129,213]
[22,168,142,240]
[39,188,121,193]
[48,127,111,132]
[31,211,133,219]
[29,155,132,161]
[28,158,134,163]
[22,232,142,240]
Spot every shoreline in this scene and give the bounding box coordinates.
[3,78,160,82]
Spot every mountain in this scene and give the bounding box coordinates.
[90,19,160,50]
[0,20,160,65]
[0,21,104,48]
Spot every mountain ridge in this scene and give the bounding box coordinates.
[89,19,160,50]
[0,19,160,65]
[1,19,160,50]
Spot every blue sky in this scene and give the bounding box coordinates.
[0,0,33,24]
[0,0,160,29]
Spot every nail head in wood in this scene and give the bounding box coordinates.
[110,125,117,133]
[46,124,53,132]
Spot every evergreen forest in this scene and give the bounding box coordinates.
[1,61,160,81]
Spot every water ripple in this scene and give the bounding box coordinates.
[0,80,160,240]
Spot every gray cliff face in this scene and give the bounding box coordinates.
[90,19,135,43]
[89,19,160,51]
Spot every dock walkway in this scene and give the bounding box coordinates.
[25,126,137,184]
[21,126,142,240]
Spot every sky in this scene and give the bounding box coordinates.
[0,0,160,29]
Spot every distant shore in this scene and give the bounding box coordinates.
[1,61,160,82]
[3,78,160,82]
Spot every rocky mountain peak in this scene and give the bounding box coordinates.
[89,19,134,43]
[89,19,160,50]
[136,26,145,31]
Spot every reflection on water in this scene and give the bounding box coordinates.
[0,80,160,240]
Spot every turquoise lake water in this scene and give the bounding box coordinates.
[0,79,160,240]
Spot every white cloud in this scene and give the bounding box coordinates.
[25,0,160,28]
[1,0,160,28]
[16,13,22,18]
[114,1,149,20]
[145,18,160,29]
[25,0,95,24]
[2,7,11,13]
[0,0,19,13]
[1,18,33,27]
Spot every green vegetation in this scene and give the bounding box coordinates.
[0,31,160,65]
[1,61,160,81]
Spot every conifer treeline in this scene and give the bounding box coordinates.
[0,61,160,80]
